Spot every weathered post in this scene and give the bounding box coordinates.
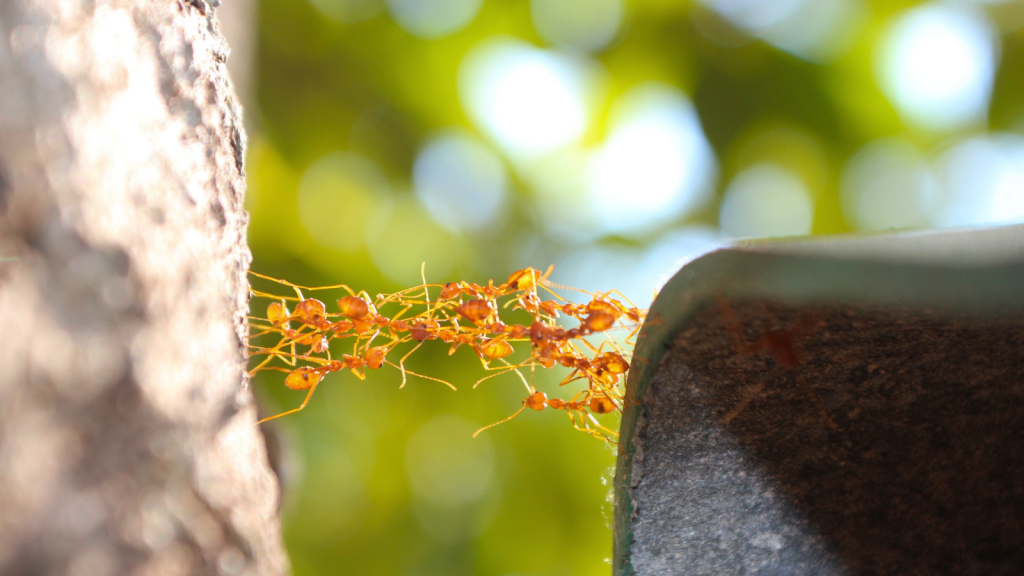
[615,225,1024,575]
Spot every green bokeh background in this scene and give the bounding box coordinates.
[243,1,1024,574]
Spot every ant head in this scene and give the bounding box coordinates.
[524,391,547,411]
[507,268,542,291]
[439,282,461,300]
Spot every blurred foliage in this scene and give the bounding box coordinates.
[245,0,1024,574]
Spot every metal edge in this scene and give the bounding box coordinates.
[611,240,1024,576]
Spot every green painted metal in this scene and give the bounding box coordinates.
[612,225,1024,576]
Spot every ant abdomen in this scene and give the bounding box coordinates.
[458,299,496,324]
[285,367,321,390]
[337,295,370,319]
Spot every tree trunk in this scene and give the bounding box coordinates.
[0,1,287,575]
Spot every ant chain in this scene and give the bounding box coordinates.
[247,267,647,442]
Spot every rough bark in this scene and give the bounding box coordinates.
[0,1,287,575]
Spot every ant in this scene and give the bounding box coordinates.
[473,388,621,443]
[716,297,837,429]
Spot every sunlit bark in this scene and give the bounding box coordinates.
[0,1,286,574]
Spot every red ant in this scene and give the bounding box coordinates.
[716,297,836,429]
[473,389,620,442]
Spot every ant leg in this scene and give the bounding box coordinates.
[716,296,756,356]
[558,370,587,387]
[473,405,527,437]
[248,348,326,366]
[379,277,444,303]
[360,329,386,356]
[249,289,297,301]
[388,304,415,323]
[594,289,645,317]
[248,365,292,378]
[247,355,278,376]
[383,361,456,390]
[584,412,620,437]
[493,358,533,393]
[246,316,279,328]
[356,290,379,308]
[599,333,629,353]
[721,382,766,424]
[795,375,838,429]
[396,341,424,388]
[625,385,641,409]
[566,410,588,434]
[417,262,433,316]
[539,264,554,283]
[624,321,644,347]
[248,271,359,296]
[588,428,618,443]
[257,378,321,424]
[473,365,525,389]
[248,327,293,341]
[536,281,573,303]
[247,347,294,368]
[577,337,606,354]
[567,409,617,442]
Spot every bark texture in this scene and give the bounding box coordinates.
[0,1,287,575]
